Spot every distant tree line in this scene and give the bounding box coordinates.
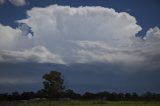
[0,71,160,101]
[1,90,160,101]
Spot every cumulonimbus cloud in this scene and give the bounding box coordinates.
[0,5,160,66]
[17,5,142,63]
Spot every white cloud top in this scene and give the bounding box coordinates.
[0,5,160,65]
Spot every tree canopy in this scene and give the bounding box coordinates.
[42,71,65,98]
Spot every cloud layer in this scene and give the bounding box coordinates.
[0,5,160,66]
[0,46,65,64]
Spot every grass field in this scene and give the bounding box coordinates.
[0,101,160,106]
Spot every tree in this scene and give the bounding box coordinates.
[82,92,96,100]
[118,93,125,100]
[96,91,110,100]
[131,92,138,100]
[21,92,35,100]
[125,93,131,100]
[11,92,20,100]
[42,71,65,98]
[65,89,81,99]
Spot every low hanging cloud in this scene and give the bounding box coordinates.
[74,41,145,64]
[74,27,160,66]
[0,77,39,84]
[0,46,65,64]
[0,5,160,66]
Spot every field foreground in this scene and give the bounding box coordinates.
[0,101,160,106]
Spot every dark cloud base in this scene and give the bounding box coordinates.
[0,62,160,93]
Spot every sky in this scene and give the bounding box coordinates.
[0,0,160,93]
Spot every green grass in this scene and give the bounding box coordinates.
[0,100,160,106]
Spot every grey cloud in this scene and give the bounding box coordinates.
[0,46,65,64]
[9,0,26,6]
[0,0,5,5]
[73,26,160,66]
[0,77,39,84]
[74,40,145,64]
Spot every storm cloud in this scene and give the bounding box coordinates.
[0,5,160,92]
[0,5,160,66]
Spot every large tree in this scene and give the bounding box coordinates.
[42,71,65,98]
